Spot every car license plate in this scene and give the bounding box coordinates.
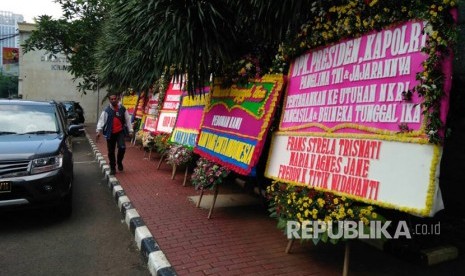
[0,181,11,193]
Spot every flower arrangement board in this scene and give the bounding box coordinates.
[280,20,451,136]
[169,89,210,148]
[142,114,157,133]
[133,91,147,119]
[265,20,453,217]
[154,79,183,134]
[144,91,159,116]
[122,93,138,118]
[194,74,284,176]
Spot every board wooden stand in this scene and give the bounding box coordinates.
[196,185,219,219]
[156,152,167,169]
[170,164,190,186]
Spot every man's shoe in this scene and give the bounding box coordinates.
[117,163,124,171]
[109,169,116,175]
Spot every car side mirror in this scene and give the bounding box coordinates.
[68,124,84,136]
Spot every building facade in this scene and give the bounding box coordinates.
[0,11,23,77]
[18,22,101,123]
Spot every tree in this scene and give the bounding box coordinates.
[95,0,317,94]
[22,0,318,94]
[0,72,18,98]
[22,0,109,94]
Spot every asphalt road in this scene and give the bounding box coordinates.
[0,135,149,275]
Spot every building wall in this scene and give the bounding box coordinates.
[0,11,23,77]
[18,22,103,123]
[0,11,23,53]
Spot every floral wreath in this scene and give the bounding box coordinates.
[266,181,384,244]
[272,0,457,143]
[166,144,194,167]
[191,157,231,190]
[153,133,171,154]
[221,55,263,87]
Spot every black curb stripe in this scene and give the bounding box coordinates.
[115,190,126,202]
[121,202,135,216]
[140,237,161,262]
[129,216,145,235]
[157,267,177,276]
[109,180,119,190]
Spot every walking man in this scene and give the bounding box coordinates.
[96,94,134,175]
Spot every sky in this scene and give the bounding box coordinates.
[1,0,63,23]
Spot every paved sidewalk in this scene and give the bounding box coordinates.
[85,124,464,276]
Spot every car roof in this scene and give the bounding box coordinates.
[0,99,58,106]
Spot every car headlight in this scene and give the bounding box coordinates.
[31,155,63,174]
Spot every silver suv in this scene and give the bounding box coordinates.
[0,100,74,217]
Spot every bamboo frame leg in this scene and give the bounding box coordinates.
[285,239,294,254]
[157,153,165,169]
[148,148,152,161]
[196,188,204,208]
[183,166,189,186]
[207,185,219,219]
[171,164,177,179]
[343,242,350,276]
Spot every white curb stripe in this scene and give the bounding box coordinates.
[135,226,152,250]
[113,185,123,197]
[148,251,171,275]
[118,195,130,210]
[125,208,140,227]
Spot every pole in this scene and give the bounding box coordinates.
[96,77,100,123]
[343,242,350,276]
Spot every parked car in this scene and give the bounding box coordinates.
[0,99,74,217]
[62,101,85,124]
[60,101,85,136]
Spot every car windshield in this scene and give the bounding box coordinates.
[0,104,60,135]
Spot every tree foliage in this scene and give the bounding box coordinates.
[22,0,318,94]
[96,0,317,94]
[0,73,18,98]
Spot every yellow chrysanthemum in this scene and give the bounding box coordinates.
[305,209,311,217]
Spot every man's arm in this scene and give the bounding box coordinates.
[124,109,134,137]
[96,111,107,141]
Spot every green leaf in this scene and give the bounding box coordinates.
[321,231,328,243]
[277,218,288,230]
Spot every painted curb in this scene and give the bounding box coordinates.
[86,133,177,276]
